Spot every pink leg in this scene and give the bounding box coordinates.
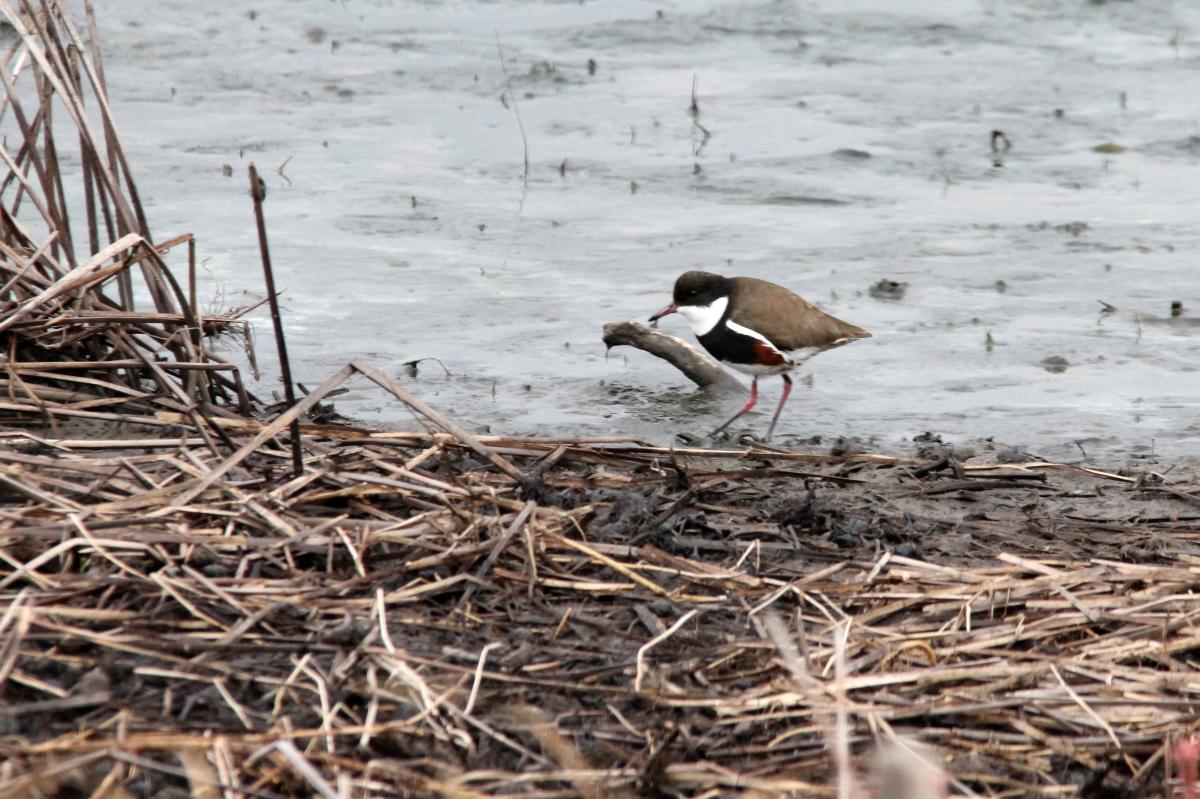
[710,377,758,438]
[764,374,793,442]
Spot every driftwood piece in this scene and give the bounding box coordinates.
[602,320,743,392]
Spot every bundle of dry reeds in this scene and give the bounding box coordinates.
[0,0,251,440]
[1,3,1199,799]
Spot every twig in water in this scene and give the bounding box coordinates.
[689,74,711,155]
[187,235,197,328]
[248,163,302,478]
[693,121,711,156]
[402,357,451,379]
[277,155,292,188]
[495,33,529,180]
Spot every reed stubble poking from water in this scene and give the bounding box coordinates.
[1,3,1200,799]
[247,163,301,478]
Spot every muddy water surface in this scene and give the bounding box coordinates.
[99,0,1200,459]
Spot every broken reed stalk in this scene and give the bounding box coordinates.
[186,233,197,399]
[494,32,529,180]
[248,163,301,477]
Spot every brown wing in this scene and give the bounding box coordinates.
[727,276,871,351]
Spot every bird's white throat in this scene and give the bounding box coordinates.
[677,296,728,336]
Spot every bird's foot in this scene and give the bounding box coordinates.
[707,427,734,442]
[707,428,766,446]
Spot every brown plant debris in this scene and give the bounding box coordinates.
[1,395,1200,798]
[0,3,1199,799]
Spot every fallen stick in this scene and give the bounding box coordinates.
[602,320,742,392]
[350,358,524,480]
[158,364,356,512]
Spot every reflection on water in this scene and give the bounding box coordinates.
[100,0,1200,459]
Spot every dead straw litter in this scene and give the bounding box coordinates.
[0,3,1199,798]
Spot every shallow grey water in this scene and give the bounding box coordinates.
[96,0,1200,459]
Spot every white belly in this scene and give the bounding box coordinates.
[726,361,793,376]
[724,346,822,376]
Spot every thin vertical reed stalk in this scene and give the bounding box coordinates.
[248,164,301,477]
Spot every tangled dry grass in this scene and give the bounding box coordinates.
[0,3,1198,799]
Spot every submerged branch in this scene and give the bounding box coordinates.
[602,320,743,392]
